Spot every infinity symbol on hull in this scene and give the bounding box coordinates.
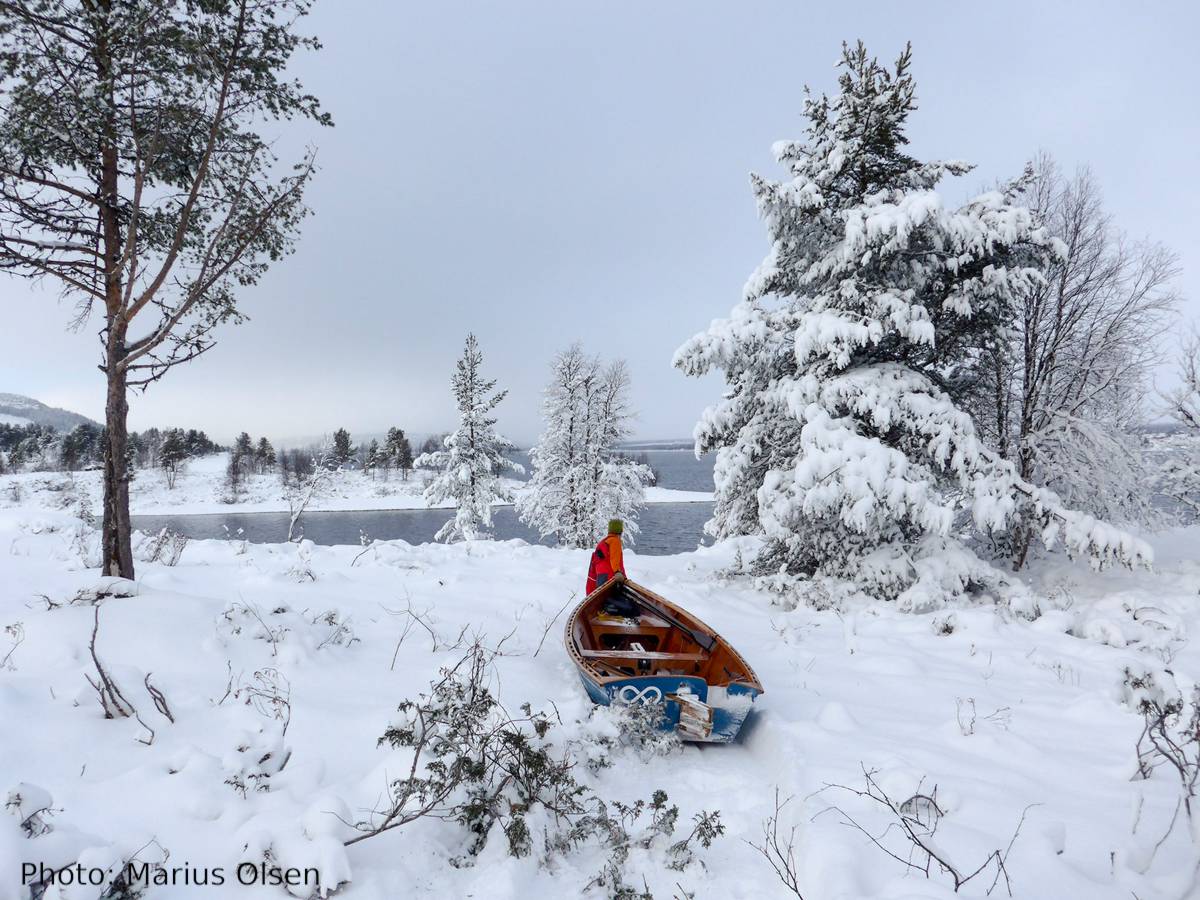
[614,685,663,704]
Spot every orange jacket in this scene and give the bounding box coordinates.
[586,533,625,594]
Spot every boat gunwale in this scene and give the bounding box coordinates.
[564,577,763,693]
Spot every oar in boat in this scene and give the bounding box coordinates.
[612,580,716,653]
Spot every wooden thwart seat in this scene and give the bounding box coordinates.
[579,649,706,662]
[589,613,671,630]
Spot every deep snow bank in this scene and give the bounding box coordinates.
[2,508,1199,898]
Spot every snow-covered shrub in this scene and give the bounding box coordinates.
[287,539,316,582]
[133,527,188,566]
[572,701,682,772]
[310,609,359,650]
[1121,664,1183,719]
[932,612,956,636]
[673,41,1149,606]
[360,644,582,858]
[1,621,23,671]
[353,641,723,889]
[1124,666,1200,826]
[217,601,358,655]
[220,669,292,796]
[218,601,291,655]
[5,782,55,837]
[563,791,725,897]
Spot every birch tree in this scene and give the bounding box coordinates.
[969,155,1178,566]
[518,345,651,547]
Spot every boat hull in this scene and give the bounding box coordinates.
[572,645,762,743]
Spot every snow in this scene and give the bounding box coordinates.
[0,414,33,427]
[2,490,1200,897]
[0,454,711,517]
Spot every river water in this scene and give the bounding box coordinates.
[131,448,716,556]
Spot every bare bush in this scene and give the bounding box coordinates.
[1,621,23,671]
[137,527,189,566]
[749,790,807,898]
[382,596,470,669]
[1127,667,1200,820]
[219,600,289,656]
[217,667,293,796]
[312,609,360,650]
[5,783,55,837]
[813,766,1033,895]
[83,606,155,745]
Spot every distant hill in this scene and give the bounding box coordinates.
[0,393,101,432]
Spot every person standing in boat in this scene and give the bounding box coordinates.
[586,519,626,594]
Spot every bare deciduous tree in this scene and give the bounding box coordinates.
[971,154,1180,568]
[0,0,331,577]
[286,444,335,542]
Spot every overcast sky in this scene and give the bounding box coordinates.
[2,1,1197,445]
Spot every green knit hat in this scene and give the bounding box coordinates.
[607,519,624,535]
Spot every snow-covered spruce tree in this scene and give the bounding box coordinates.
[416,334,523,542]
[518,345,652,547]
[674,42,1149,608]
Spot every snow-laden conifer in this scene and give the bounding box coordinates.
[674,42,1150,607]
[518,346,652,547]
[417,334,523,542]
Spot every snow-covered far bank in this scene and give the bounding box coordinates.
[0,453,712,518]
[2,502,1200,898]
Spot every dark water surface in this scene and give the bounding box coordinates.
[132,449,717,555]
[132,501,715,556]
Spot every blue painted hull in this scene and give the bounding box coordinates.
[575,669,761,744]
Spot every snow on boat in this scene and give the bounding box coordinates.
[565,576,763,743]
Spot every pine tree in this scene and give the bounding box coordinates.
[0,1,328,578]
[255,437,277,474]
[364,439,381,479]
[674,42,1149,607]
[59,423,100,472]
[385,427,414,480]
[518,345,652,547]
[396,433,414,480]
[225,431,255,494]
[416,334,523,541]
[160,429,188,489]
[333,428,353,467]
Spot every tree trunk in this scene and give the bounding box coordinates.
[101,318,134,579]
[95,3,133,579]
[1011,444,1036,572]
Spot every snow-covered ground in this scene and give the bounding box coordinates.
[2,484,1200,898]
[0,453,712,517]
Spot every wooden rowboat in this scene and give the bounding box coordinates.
[565,576,763,743]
